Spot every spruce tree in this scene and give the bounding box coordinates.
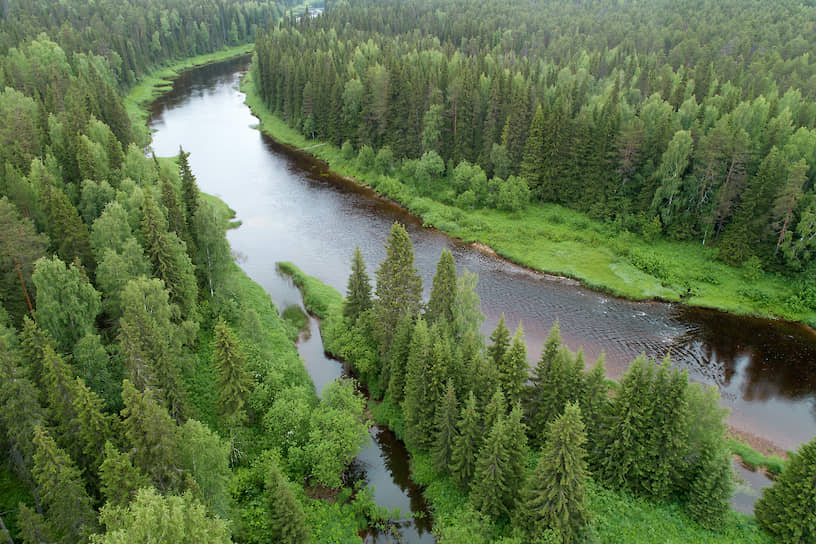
[685,442,734,530]
[487,314,510,368]
[450,391,481,490]
[471,414,511,520]
[520,403,589,544]
[579,352,610,459]
[755,435,816,543]
[72,376,114,480]
[432,379,458,473]
[499,324,528,403]
[504,402,529,501]
[374,222,422,350]
[213,318,251,423]
[160,171,190,248]
[120,380,184,493]
[383,313,412,400]
[98,441,150,507]
[427,249,457,325]
[343,246,372,323]
[178,146,200,239]
[484,388,507,432]
[647,359,690,500]
[267,462,311,543]
[527,347,583,444]
[426,323,453,409]
[402,318,434,450]
[25,426,98,542]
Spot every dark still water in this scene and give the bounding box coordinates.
[148,58,816,453]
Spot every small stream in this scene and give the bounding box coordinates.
[296,312,434,543]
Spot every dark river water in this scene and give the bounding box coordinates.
[148,57,816,521]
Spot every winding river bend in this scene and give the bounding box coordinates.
[148,57,816,519]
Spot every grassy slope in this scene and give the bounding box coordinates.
[277,261,772,544]
[242,74,816,328]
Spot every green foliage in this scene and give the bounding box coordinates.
[432,379,458,472]
[755,436,816,543]
[450,390,481,491]
[470,412,511,520]
[213,319,251,423]
[0,197,48,323]
[427,249,457,325]
[267,460,311,544]
[178,419,231,519]
[520,403,589,544]
[92,487,232,544]
[343,246,373,323]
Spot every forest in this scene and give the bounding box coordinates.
[0,0,815,542]
[252,0,816,322]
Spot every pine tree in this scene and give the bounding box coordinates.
[487,314,511,369]
[520,403,589,544]
[427,249,457,325]
[471,414,511,519]
[343,246,372,323]
[432,379,458,473]
[450,391,481,490]
[120,380,184,493]
[213,318,251,423]
[499,324,528,403]
[374,222,422,350]
[267,463,311,544]
[24,426,98,542]
[402,318,434,449]
[755,435,816,543]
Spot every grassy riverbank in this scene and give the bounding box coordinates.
[243,74,816,328]
[278,260,773,544]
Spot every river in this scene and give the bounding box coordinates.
[147,57,816,521]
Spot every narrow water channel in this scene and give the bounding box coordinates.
[147,57,815,516]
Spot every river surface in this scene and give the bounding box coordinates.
[148,57,816,516]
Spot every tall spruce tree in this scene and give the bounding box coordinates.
[427,249,457,325]
[402,318,434,449]
[499,324,528,403]
[267,460,311,543]
[487,314,511,369]
[98,441,151,507]
[470,413,511,519]
[450,391,481,490]
[374,222,422,350]
[213,318,251,423]
[685,441,734,530]
[343,246,372,323]
[520,403,589,544]
[383,312,413,399]
[178,146,200,240]
[432,379,458,473]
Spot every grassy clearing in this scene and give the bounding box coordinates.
[277,260,773,543]
[243,74,816,327]
[125,43,255,146]
[728,439,788,477]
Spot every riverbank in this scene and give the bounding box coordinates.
[241,73,816,330]
[125,43,256,146]
[278,260,773,544]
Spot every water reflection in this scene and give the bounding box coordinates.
[147,58,816,454]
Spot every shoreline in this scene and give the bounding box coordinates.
[239,74,816,336]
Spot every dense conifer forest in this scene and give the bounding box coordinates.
[253,0,816,323]
[1,0,815,543]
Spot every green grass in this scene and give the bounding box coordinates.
[242,73,816,328]
[277,261,343,320]
[728,439,788,477]
[125,43,255,146]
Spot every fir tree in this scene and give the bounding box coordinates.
[343,246,372,323]
[267,460,311,543]
[427,249,457,325]
[685,442,734,530]
[178,146,200,239]
[504,402,528,501]
[374,222,422,350]
[450,391,481,490]
[520,403,589,544]
[432,379,458,473]
[755,435,816,543]
[213,318,251,423]
[160,170,190,248]
[579,352,610,459]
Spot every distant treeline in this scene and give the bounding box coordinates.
[254,0,816,273]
